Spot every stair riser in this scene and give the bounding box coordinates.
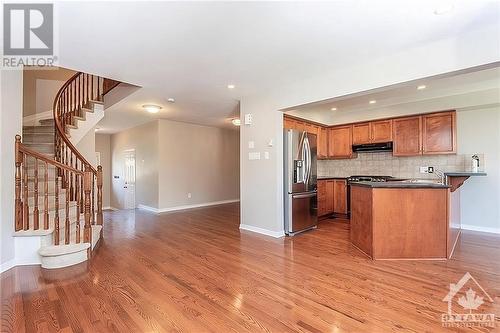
[39,119,55,126]
[23,144,54,154]
[40,250,88,269]
[22,133,54,143]
[23,126,55,134]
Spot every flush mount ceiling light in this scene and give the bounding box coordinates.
[167,98,175,103]
[227,84,235,89]
[231,118,241,126]
[369,100,377,104]
[330,107,337,111]
[142,104,162,113]
[434,3,454,15]
[417,85,427,90]
[94,127,100,132]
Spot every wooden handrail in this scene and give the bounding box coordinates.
[52,72,97,174]
[17,137,83,175]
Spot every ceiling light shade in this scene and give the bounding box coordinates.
[369,100,376,104]
[417,85,427,90]
[227,84,235,89]
[434,3,454,15]
[330,107,337,111]
[231,118,241,126]
[142,104,162,113]
[167,98,175,103]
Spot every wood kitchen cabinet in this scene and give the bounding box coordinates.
[353,120,392,145]
[333,179,347,214]
[352,123,371,145]
[317,126,328,159]
[393,111,456,156]
[392,116,422,156]
[328,125,353,159]
[371,119,392,143]
[422,111,456,155]
[317,179,347,217]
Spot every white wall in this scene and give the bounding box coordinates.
[157,119,240,210]
[0,69,24,271]
[457,107,500,233]
[111,121,160,209]
[240,24,500,236]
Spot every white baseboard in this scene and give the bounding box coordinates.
[23,110,53,126]
[239,224,285,238]
[138,199,239,214]
[461,224,500,234]
[0,259,17,274]
[103,206,118,211]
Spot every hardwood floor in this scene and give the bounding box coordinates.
[1,203,499,332]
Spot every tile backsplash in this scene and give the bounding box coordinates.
[318,152,485,179]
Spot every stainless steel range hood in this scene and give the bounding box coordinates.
[352,142,393,153]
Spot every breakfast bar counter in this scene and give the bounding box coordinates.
[350,182,452,260]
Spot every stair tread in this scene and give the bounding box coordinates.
[38,242,90,256]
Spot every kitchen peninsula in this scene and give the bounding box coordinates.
[350,172,486,260]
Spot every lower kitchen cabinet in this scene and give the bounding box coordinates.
[317,179,348,217]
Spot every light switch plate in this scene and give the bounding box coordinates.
[264,151,270,159]
[248,152,260,160]
[248,141,255,149]
[244,113,252,125]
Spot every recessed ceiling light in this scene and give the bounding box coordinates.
[417,85,427,90]
[167,98,175,103]
[434,3,454,15]
[227,84,235,89]
[369,100,376,104]
[231,118,241,126]
[142,104,162,113]
[330,107,337,111]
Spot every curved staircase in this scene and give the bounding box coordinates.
[13,73,110,269]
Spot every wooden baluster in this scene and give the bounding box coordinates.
[70,151,74,200]
[44,161,49,229]
[23,155,29,230]
[54,174,60,245]
[80,161,84,212]
[97,166,103,225]
[65,170,70,245]
[91,175,95,225]
[76,173,81,243]
[33,158,39,230]
[90,75,94,101]
[65,143,69,186]
[15,135,23,231]
[84,165,92,249]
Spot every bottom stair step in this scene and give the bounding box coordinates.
[39,243,90,269]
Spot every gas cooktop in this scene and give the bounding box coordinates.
[347,175,395,182]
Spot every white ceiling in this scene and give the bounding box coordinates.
[286,66,500,125]
[55,1,500,133]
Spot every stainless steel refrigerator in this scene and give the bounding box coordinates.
[284,129,318,235]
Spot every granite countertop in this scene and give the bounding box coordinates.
[444,172,487,177]
[317,176,348,180]
[350,181,450,189]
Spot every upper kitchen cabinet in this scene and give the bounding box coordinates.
[352,123,371,145]
[353,120,392,145]
[328,125,353,159]
[370,119,392,143]
[393,116,422,156]
[422,111,456,155]
[317,126,328,159]
[283,116,296,129]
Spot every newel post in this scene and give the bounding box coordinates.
[14,135,23,231]
[97,165,103,225]
[83,165,92,248]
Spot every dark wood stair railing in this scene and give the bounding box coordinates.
[15,135,102,248]
[14,70,109,253]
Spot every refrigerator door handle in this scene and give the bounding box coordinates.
[293,192,317,199]
[304,136,311,185]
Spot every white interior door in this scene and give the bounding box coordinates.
[123,150,136,209]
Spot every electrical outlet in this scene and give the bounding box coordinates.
[419,166,434,174]
[187,193,192,199]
